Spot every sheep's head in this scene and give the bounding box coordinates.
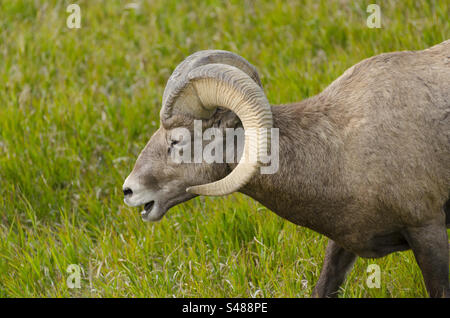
[122,50,272,221]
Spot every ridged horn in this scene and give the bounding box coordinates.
[161,51,272,196]
[161,50,263,121]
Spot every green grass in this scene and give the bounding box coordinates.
[0,0,448,297]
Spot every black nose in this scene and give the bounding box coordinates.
[123,187,133,196]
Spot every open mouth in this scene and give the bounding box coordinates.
[141,200,155,219]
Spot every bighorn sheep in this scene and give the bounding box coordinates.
[123,40,450,297]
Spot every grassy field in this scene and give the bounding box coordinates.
[0,0,448,297]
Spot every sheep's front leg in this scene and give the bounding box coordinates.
[312,240,357,298]
[404,222,450,298]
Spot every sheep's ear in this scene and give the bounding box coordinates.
[212,108,241,129]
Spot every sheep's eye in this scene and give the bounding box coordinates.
[167,140,179,154]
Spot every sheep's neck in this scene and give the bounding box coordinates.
[239,101,352,236]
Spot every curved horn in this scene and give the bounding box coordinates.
[161,50,263,122]
[161,52,272,196]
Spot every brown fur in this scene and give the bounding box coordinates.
[242,41,450,254]
[125,41,450,297]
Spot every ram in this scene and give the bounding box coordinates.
[123,40,450,297]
